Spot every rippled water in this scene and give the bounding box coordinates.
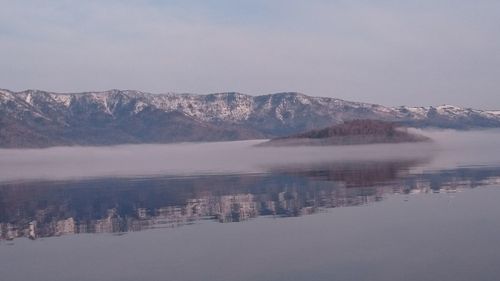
[1,130,500,281]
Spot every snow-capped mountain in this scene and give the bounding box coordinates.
[1,88,499,147]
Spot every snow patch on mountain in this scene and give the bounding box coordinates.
[50,94,72,107]
[488,110,500,116]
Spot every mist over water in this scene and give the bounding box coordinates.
[2,129,500,281]
[0,130,499,183]
[418,128,500,161]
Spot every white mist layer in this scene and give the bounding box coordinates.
[0,130,500,183]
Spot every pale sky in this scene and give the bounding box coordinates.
[1,1,499,109]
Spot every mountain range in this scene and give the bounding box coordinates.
[1,88,499,148]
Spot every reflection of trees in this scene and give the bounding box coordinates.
[269,160,422,187]
[1,163,500,240]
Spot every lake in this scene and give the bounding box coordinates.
[1,130,500,281]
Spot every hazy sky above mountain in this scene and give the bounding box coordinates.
[1,1,499,109]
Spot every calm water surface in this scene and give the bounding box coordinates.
[1,130,500,281]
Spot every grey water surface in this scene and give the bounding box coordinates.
[1,130,500,281]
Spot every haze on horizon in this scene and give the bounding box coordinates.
[1,0,499,109]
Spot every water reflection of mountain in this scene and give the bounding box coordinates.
[1,161,500,241]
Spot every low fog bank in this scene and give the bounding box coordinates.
[0,129,499,183]
[410,128,500,172]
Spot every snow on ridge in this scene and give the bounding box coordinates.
[401,106,428,118]
[192,93,254,122]
[133,101,148,114]
[24,92,34,105]
[2,89,500,125]
[436,104,462,109]
[487,110,500,116]
[50,94,72,107]
[435,105,473,118]
[295,94,312,105]
[394,104,500,121]
[0,89,15,102]
[145,92,254,122]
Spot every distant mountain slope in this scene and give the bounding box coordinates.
[0,89,499,148]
